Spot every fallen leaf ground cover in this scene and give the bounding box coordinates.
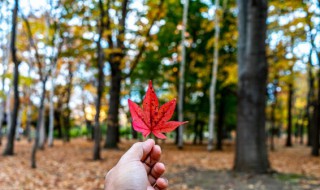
[0,138,319,190]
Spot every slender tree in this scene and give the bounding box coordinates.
[286,67,293,147]
[207,0,221,151]
[311,36,320,156]
[234,0,270,173]
[270,77,278,151]
[3,0,20,156]
[177,0,189,149]
[92,0,106,160]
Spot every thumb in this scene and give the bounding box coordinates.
[120,139,155,162]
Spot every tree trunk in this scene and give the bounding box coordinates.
[3,0,20,156]
[193,113,199,145]
[177,0,189,149]
[306,50,315,146]
[25,100,32,142]
[15,108,22,141]
[0,72,7,146]
[5,89,11,136]
[286,76,293,147]
[48,74,55,147]
[270,79,278,151]
[216,92,225,150]
[31,80,46,168]
[0,99,5,146]
[64,63,73,142]
[199,121,204,145]
[104,64,121,149]
[208,0,221,152]
[234,0,270,173]
[311,70,320,156]
[38,106,46,149]
[93,2,105,159]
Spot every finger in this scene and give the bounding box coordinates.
[119,139,155,162]
[147,186,155,190]
[143,145,161,173]
[148,162,165,185]
[155,178,168,190]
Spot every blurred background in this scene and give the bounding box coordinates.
[0,0,320,189]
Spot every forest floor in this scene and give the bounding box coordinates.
[0,138,320,190]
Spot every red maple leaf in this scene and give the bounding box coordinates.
[128,81,188,139]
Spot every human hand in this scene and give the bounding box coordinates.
[105,139,168,190]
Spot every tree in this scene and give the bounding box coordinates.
[93,0,106,160]
[177,0,189,149]
[234,0,270,173]
[104,0,165,149]
[3,0,20,156]
[207,0,221,151]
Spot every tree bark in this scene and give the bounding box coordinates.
[199,121,204,145]
[31,80,46,168]
[208,0,221,152]
[234,0,270,173]
[306,55,314,146]
[193,113,199,145]
[3,0,20,156]
[93,0,106,159]
[104,65,121,149]
[15,107,22,141]
[177,0,189,149]
[0,94,5,146]
[5,89,11,136]
[311,68,320,156]
[216,92,225,150]
[286,82,293,147]
[38,104,46,149]
[64,63,73,142]
[25,100,32,142]
[270,78,278,151]
[48,72,56,147]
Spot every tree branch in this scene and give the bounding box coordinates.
[22,14,43,81]
[122,0,165,79]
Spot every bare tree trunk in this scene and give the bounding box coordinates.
[193,113,199,145]
[311,65,320,156]
[105,66,121,149]
[306,54,314,146]
[286,39,295,147]
[177,0,189,149]
[63,63,73,142]
[310,29,320,156]
[31,80,46,168]
[5,89,11,136]
[0,100,4,146]
[270,78,278,151]
[3,0,20,156]
[15,107,22,141]
[48,74,55,147]
[93,0,105,160]
[0,87,6,146]
[26,99,32,142]
[38,104,46,149]
[216,92,225,150]
[208,0,220,151]
[234,0,270,173]
[286,82,293,147]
